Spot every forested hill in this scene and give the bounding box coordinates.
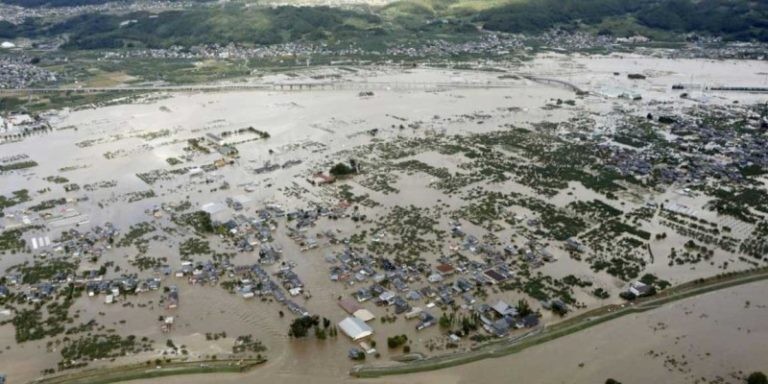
[0,6,387,49]
[476,0,768,42]
[0,0,212,7]
[0,0,766,49]
[0,0,113,5]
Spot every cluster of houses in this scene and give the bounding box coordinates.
[86,275,163,305]
[48,224,118,260]
[0,0,194,26]
[603,107,768,188]
[112,254,313,318]
[478,300,540,337]
[203,201,349,259]
[331,261,545,340]
[322,240,549,339]
[0,220,168,309]
[0,266,164,305]
[175,260,220,286]
[1,184,576,352]
[1,277,60,304]
[227,264,309,317]
[249,159,304,176]
[453,221,559,269]
[284,205,367,250]
[0,56,57,90]
[276,267,305,297]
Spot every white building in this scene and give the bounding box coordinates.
[629,281,652,296]
[338,316,373,341]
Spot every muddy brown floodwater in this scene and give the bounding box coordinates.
[112,280,768,384]
[1,57,767,384]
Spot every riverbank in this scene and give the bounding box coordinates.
[29,358,266,384]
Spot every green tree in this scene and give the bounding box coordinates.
[288,316,319,338]
[438,312,452,328]
[387,334,408,348]
[516,299,533,317]
[330,162,355,176]
[747,372,768,384]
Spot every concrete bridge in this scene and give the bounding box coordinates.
[705,86,768,93]
[673,84,768,93]
[522,76,587,94]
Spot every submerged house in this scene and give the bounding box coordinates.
[353,287,373,302]
[629,281,653,297]
[338,316,373,341]
[416,311,436,331]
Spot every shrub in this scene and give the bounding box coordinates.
[619,291,636,301]
[387,334,408,348]
[330,162,355,176]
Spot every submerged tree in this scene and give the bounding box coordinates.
[288,315,319,338]
[747,372,768,384]
[516,298,533,317]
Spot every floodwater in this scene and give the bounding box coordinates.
[1,58,766,383]
[115,280,768,384]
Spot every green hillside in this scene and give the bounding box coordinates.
[0,0,766,49]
